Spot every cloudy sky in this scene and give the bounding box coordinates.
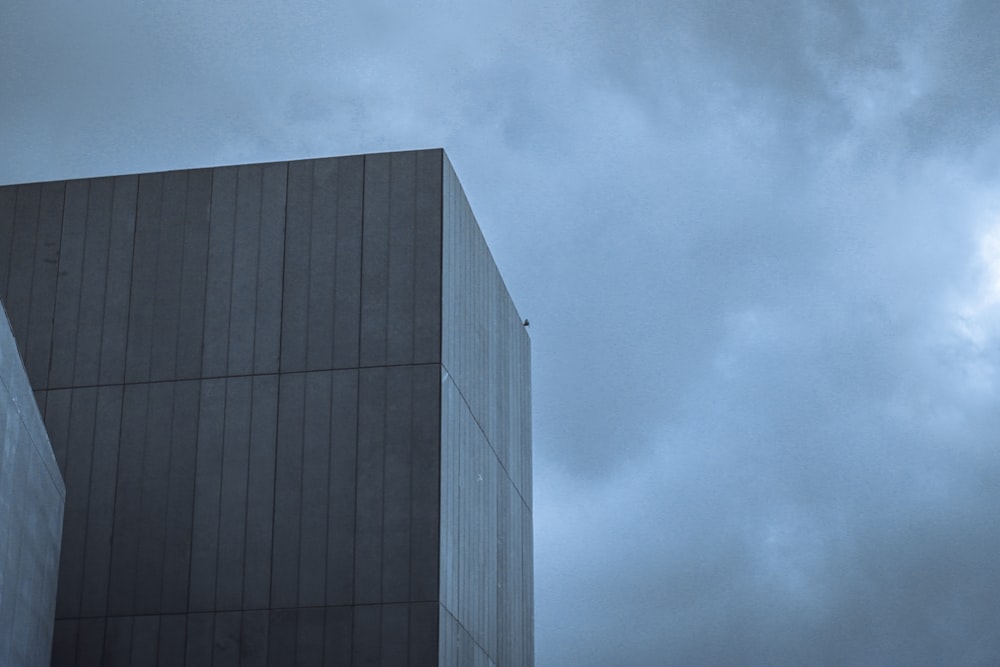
[5,1,1000,664]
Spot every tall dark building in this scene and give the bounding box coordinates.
[0,149,533,666]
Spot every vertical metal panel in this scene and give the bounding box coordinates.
[212,611,242,667]
[161,380,201,613]
[240,609,270,667]
[306,158,337,370]
[254,163,286,374]
[413,149,443,364]
[133,381,173,614]
[157,614,188,667]
[228,165,262,376]
[175,169,212,379]
[185,613,215,666]
[410,364,440,602]
[129,615,159,665]
[386,151,417,365]
[75,618,106,666]
[188,378,226,612]
[267,609,297,665]
[80,386,123,617]
[439,378,458,615]
[381,603,410,667]
[296,606,325,665]
[359,153,390,365]
[0,185,16,299]
[103,616,133,667]
[324,605,353,665]
[409,602,439,666]
[280,160,311,373]
[202,166,236,378]
[50,179,89,388]
[326,369,358,606]
[107,383,149,615]
[148,171,187,381]
[216,376,252,610]
[7,183,40,356]
[26,181,65,388]
[72,178,113,385]
[332,155,364,369]
[354,367,386,604]
[271,372,304,608]
[243,374,278,609]
[123,174,161,383]
[382,365,412,603]
[51,619,77,667]
[352,605,381,665]
[55,387,98,619]
[99,175,137,385]
[299,371,331,606]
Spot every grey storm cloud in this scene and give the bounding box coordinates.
[5,1,1000,665]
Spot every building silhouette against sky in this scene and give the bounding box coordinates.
[0,148,533,666]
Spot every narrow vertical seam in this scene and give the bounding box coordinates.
[94,178,117,389]
[237,166,265,611]
[38,182,64,391]
[267,162,292,615]
[223,168,238,380]
[249,165,263,373]
[186,167,215,616]
[321,160,341,661]
[102,173,141,658]
[22,184,41,384]
[304,160,315,373]
[379,162,391,603]
[350,156,366,607]
[159,173,189,619]
[210,378,230,611]
[210,168,238,612]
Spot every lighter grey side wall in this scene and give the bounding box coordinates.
[0,302,65,667]
[440,155,533,667]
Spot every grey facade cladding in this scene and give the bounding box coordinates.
[0,148,532,666]
[439,156,534,667]
[0,301,65,667]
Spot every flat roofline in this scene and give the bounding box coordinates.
[0,147,449,187]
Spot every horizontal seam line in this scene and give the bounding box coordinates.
[34,361,444,391]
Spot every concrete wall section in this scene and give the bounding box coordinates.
[0,302,65,667]
[440,155,534,667]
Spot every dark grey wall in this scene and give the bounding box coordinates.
[0,301,64,667]
[440,155,534,667]
[0,148,532,666]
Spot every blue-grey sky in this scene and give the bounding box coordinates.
[5,1,1000,664]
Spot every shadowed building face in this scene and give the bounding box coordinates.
[0,148,532,666]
